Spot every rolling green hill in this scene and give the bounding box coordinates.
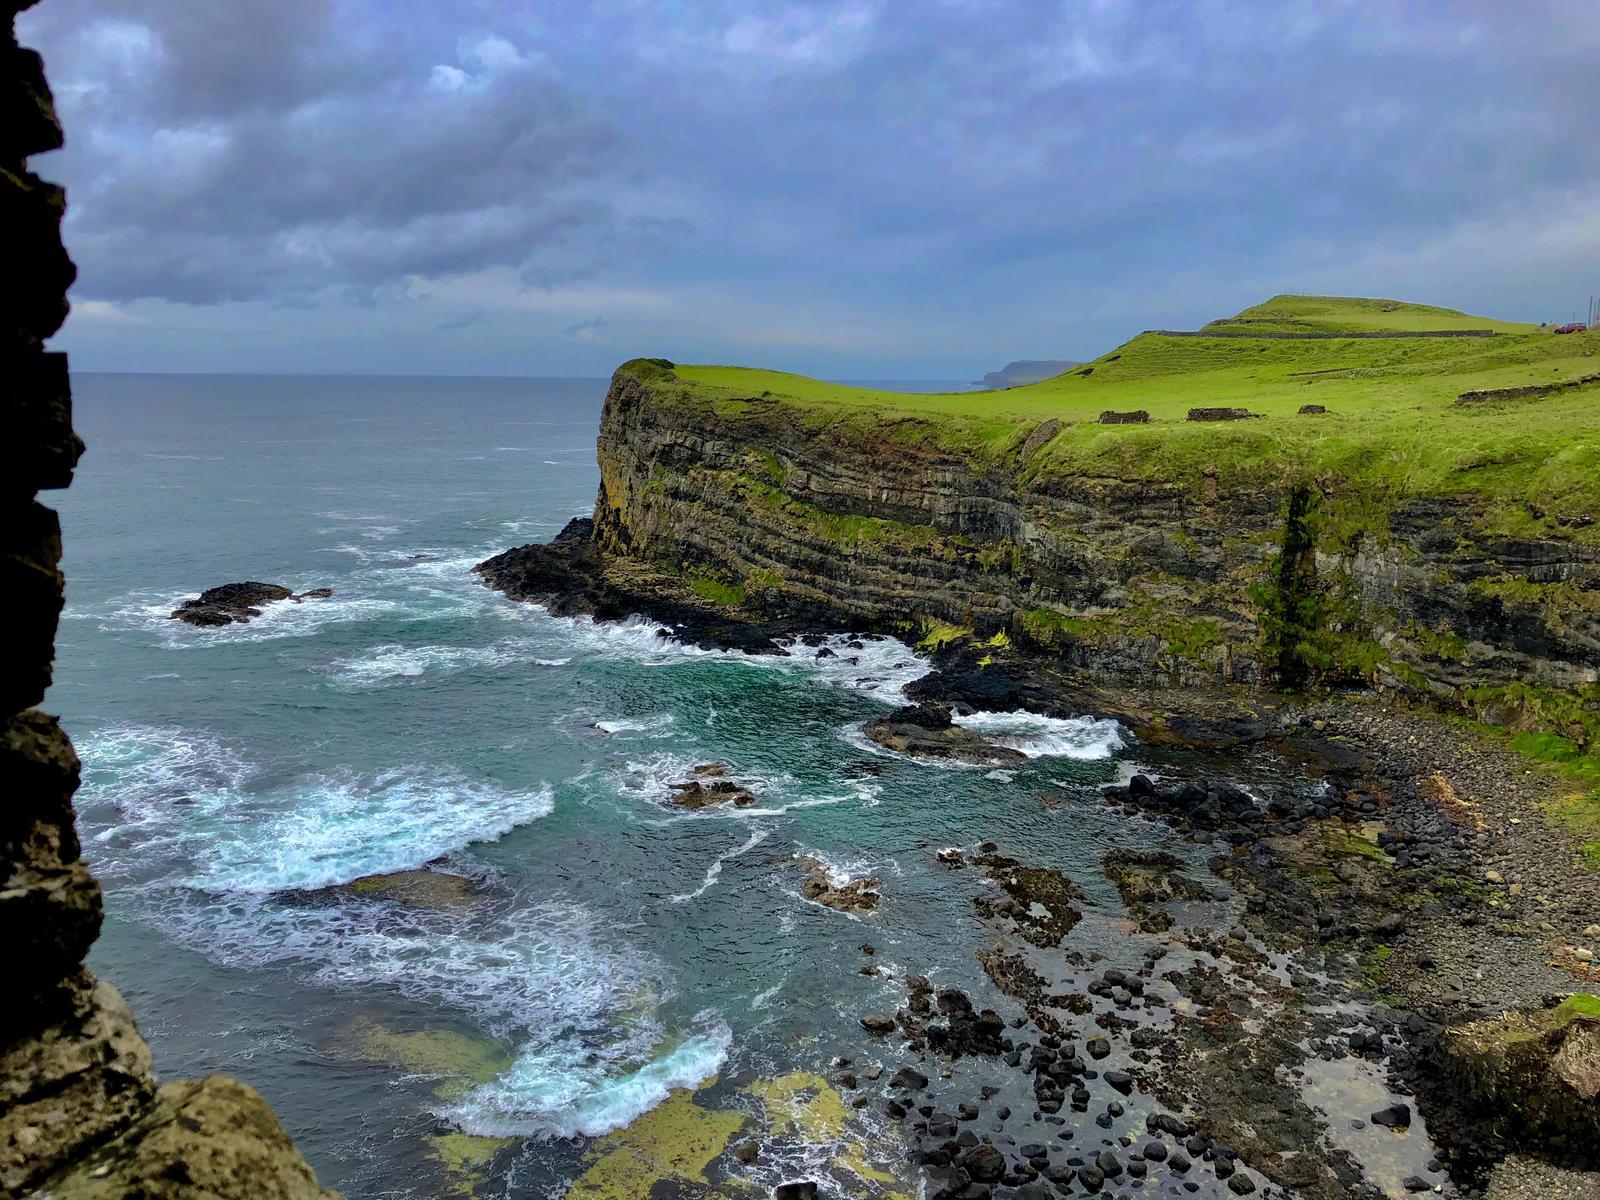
[637,294,1600,537]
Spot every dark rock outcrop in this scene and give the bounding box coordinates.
[861,703,1027,766]
[1434,995,1600,1162]
[798,858,880,915]
[0,12,333,1197]
[171,582,331,626]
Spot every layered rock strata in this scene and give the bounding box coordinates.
[548,361,1597,712]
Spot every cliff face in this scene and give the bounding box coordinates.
[589,365,1600,715]
[1,7,332,1197]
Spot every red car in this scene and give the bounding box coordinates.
[1554,322,1588,334]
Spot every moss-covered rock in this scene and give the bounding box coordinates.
[1439,994,1600,1159]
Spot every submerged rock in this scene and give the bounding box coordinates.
[668,763,759,809]
[799,858,881,914]
[861,703,1026,766]
[337,867,482,910]
[170,581,331,626]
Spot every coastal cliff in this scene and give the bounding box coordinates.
[474,314,1600,1197]
[1,7,332,1196]
[568,348,1600,710]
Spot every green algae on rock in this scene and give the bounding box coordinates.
[566,1088,745,1200]
[1439,994,1600,1155]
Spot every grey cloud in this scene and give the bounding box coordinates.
[434,309,484,331]
[25,0,640,304]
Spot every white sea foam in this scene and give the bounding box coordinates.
[670,829,770,903]
[517,611,930,700]
[155,883,721,1139]
[773,634,931,702]
[617,755,878,819]
[80,723,721,1142]
[77,725,553,892]
[84,587,406,646]
[328,640,544,685]
[593,714,677,736]
[951,710,1125,760]
[447,1012,732,1138]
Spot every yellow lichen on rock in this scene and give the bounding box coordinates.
[567,1088,746,1200]
[744,1073,905,1196]
[745,1072,848,1144]
[427,1132,516,1198]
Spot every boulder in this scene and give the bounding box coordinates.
[798,858,880,914]
[667,764,758,809]
[1438,994,1600,1150]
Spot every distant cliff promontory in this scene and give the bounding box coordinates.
[976,359,1080,388]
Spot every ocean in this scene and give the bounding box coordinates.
[52,373,1276,1198]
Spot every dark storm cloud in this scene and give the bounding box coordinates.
[19,1,1600,374]
[24,0,633,303]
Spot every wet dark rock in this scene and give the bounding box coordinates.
[1226,1174,1256,1195]
[552,515,593,543]
[668,765,760,810]
[1103,1070,1134,1095]
[890,1066,929,1090]
[863,704,1027,766]
[963,1144,1006,1183]
[860,1014,896,1035]
[926,989,1006,1058]
[798,857,880,913]
[774,1181,818,1200]
[171,581,331,626]
[1086,1036,1111,1060]
[1370,1103,1411,1129]
[734,1142,759,1163]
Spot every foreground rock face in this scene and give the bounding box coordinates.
[1,14,333,1197]
[171,582,332,626]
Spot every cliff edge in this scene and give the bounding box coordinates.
[0,6,334,1197]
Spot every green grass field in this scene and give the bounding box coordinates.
[635,295,1600,536]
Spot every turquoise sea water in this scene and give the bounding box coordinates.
[52,374,1282,1198]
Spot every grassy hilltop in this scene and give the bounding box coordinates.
[632,295,1600,539]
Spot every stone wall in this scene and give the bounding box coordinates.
[0,5,334,1196]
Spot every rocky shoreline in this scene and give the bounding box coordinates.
[477,524,1600,1200]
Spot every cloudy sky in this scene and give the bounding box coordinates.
[21,0,1600,378]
